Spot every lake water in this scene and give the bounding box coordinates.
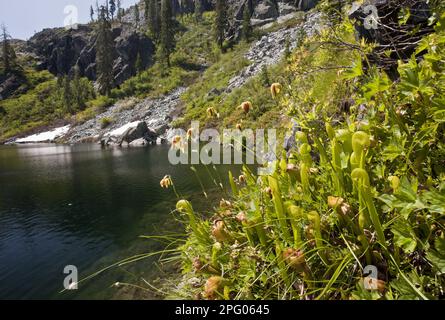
[0,144,241,299]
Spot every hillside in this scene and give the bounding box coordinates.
[0,0,318,143]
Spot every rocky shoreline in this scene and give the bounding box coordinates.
[64,87,186,146]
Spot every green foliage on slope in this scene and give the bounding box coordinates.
[0,69,95,140]
[166,13,445,300]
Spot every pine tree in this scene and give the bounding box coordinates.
[135,51,143,77]
[109,0,116,20]
[72,65,82,111]
[106,0,110,19]
[159,0,175,67]
[215,0,228,51]
[134,4,140,28]
[117,0,123,22]
[194,0,202,22]
[90,5,95,22]
[144,0,150,25]
[62,75,73,114]
[284,36,291,61]
[242,3,252,41]
[147,0,160,39]
[1,24,17,74]
[260,65,270,87]
[96,6,115,96]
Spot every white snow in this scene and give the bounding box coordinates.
[105,121,142,137]
[16,125,71,143]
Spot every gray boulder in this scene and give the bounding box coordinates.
[254,1,279,20]
[117,122,158,146]
[278,2,296,15]
[296,0,319,11]
[129,138,148,147]
[0,73,26,100]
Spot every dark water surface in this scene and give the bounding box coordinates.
[0,144,240,299]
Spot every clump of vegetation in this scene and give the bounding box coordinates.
[100,117,113,129]
[162,11,445,300]
[0,68,95,140]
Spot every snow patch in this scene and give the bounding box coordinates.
[16,125,71,143]
[105,121,142,137]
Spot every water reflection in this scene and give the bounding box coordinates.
[0,143,243,299]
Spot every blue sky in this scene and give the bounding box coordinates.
[0,0,139,40]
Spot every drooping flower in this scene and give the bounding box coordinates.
[193,257,204,272]
[363,277,386,293]
[172,135,182,148]
[204,276,226,300]
[219,199,232,209]
[187,128,194,140]
[238,174,246,184]
[271,83,282,99]
[160,175,172,188]
[236,211,247,223]
[212,220,231,242]
[263,186,273,199]
[328,196,344,208]
[207,107,219,118]
[239,101,252,114]
[327,196,351,215]
[282,248,306,273]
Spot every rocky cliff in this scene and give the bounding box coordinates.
[27,23,154,86]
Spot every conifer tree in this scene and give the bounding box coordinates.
[242,3,252,41]
[96,6,115,95]
[106,0,110,19]
[117,0,123,22]
[134,4,140,28]
[135,51,143,77]
[159,0,175,67]
[284,36,291,61]
[260,65,270,87]
[90,5,95,22]
[109,0,116,20]
[72,65,82,111]
[144,0,150,26]
[147,0,160,39]
[194,0,202,22]
[215,0,228,51]
[62,75,73,114]
[1,24,17,74]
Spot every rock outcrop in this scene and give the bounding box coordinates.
[223,0,319,42]
[115,121,155,146]
[226,11,322,93]
[26,23,154,86]
[348,0,433,77]
[0,72,27,100]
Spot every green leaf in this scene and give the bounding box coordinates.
[426,238,445,274]
[342,58,363,80]
[398,7,411,26]
[351,280,381,300]
[382,143,404,161]
[421,189,445,215]
[391,218,417,253]
[397,177,417,202]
